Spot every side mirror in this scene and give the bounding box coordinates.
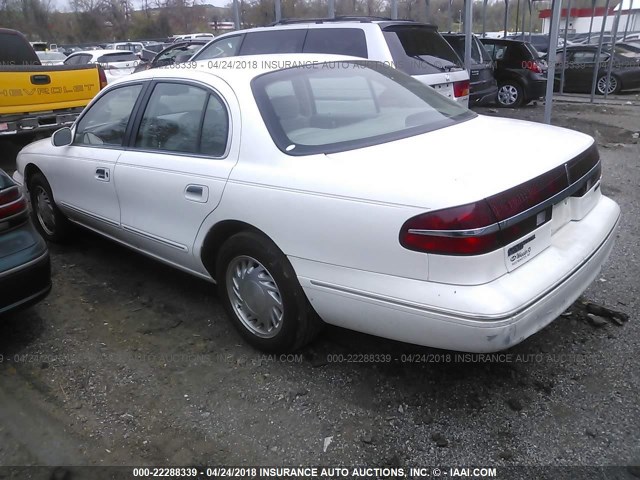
[52,127,73,147]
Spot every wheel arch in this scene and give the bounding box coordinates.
[199,220,278,280]
[23,163,44,188]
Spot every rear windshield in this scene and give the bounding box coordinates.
[0,31,40,65]
[614,45,640,57]
[523,42,541,59]
[0,170,14,190]
[97,53,138,63]
[442,35,485,63]
[252,61,474,156]
[383,26,463,75]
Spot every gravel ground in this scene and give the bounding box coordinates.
[0,100,639,479]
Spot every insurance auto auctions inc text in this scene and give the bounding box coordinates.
[240,467,497,478]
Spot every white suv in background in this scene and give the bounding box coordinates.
[191,17,471,106]
[64,50,139,83]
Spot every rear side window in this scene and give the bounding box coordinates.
[503,44,528,61]
[494,44,509,61]
[66,54,91,65]
[474,37,492,63]
[303,29,368,58]
[0,32,40,65]
[64,55,80,65]
[383,26,462,75]
[97,53,138,63]
[239,30,306,55]
[135,82,229,156]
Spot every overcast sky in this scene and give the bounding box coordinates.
[52,0,229,12]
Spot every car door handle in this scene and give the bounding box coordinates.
[184,184,209,203]
[95,167,110,182]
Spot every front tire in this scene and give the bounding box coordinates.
[215,231,322,352]
[28,172,70,242]
[497,81,524,108]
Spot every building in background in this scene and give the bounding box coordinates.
[540,0,639,34]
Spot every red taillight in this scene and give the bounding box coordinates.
[453,80,470,98]
[98,65,107,90]
[399,167,568,256]
[525,61,543,74]
[400,200,501,256]
[0,186,28,220]
[485,165,568,221]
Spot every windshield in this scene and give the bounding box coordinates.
[252,61,474,156]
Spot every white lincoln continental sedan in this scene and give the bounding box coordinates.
[14,54,620,353]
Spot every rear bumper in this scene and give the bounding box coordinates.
[619,71,640,91]
[470,84,498,106]
[0,250,51,315]
[0,107,83,136]
[294,195,620,352]
[525,78,547,100]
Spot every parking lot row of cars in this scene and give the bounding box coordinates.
[34,25,640,114]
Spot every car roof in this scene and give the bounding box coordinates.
[71,49,135,56]
[561,45,606,50]
[479,38,525,44]
[209,17,437,38]
[441,32,479,36]
[130,53,362,82]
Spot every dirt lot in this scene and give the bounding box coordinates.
[1,100,639,479]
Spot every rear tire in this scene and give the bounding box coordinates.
[596,74,621,95]
[28,172,70,242]
[497,81,524,108]
[215,231,323,352]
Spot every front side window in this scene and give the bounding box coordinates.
[74,84,143,146]
[252,61,474,156]
[155,44,203,66]
[572,51,596,63]
[193,35,243,60]
[135,82,229,156]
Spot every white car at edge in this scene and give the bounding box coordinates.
[13,54,620,353]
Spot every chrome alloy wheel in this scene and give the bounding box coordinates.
[226,255,284,338]
[34,185,56,236]
[597,75,618,95]
[498,84,519,106]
